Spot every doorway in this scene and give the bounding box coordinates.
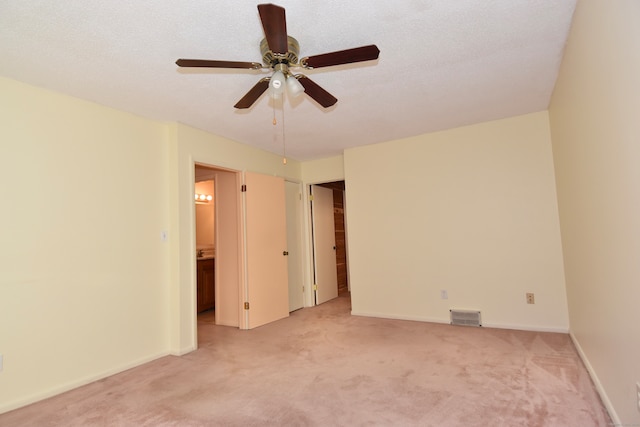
[311,181,349,305]
[194,164,242,331]
[194,177,215,315]
[316,181,349,295]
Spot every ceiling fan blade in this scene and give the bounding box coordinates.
[258,3,288,54]
[297,75,337,108]
[301,45,380,69]
[234,78,270,109]
[176,59,262,69]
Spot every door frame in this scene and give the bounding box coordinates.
[302,180,350,307]
[192,162,246,340]
[310,184,339,305]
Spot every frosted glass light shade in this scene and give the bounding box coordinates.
[269,70,285,98]
[286,75,305,97]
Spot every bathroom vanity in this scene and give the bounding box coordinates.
[197,257,215,313]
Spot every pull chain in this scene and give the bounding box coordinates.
[281,100,287,165]
[271,97,287,165]
[272,102,277,125]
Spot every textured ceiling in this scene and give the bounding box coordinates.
[0,1,576,161]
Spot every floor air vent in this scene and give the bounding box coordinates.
[450,309,482,327]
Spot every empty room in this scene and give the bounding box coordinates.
[1,1,639,425]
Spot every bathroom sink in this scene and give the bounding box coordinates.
[197,248,215,260]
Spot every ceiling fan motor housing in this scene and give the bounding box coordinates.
[260,36,300,70]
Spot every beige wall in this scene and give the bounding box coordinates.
[0,76,304,412]
[344,112,568,331]
[0,77,171,412]
[548,1,640,424]
[301,155,344,184]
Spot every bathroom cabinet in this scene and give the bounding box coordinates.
[197,258,215,313]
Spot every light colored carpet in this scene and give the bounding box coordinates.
[1,294,611,426]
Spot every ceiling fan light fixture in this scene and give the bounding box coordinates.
[269,70,285,98]
[286,75,305,97]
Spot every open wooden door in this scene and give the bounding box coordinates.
[213,170,241,327]
[244,172,289,329]
[286,181,304,312]
[311,185,338,305]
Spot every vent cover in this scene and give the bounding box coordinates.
[450,309,482,327]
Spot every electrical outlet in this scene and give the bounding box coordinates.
[526,293,535,304]
[636,382,640,412]
[440,290,448,300]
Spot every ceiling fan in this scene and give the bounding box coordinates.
[176,3,380,109]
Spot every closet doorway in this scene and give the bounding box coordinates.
[312,181,349,303]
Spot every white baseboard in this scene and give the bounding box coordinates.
[351,310,569,333]
[351,310,448,325]
[0,351,170,415]
[171,345,196,356]
[482,321,569,333]
[569,332,620,425]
